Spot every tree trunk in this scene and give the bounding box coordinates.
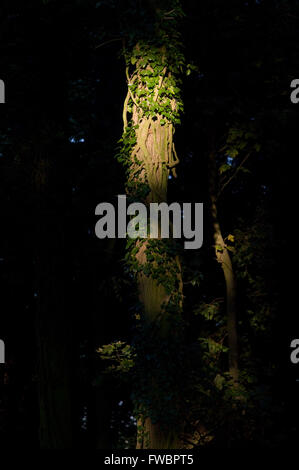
[137,416,181,449]
[208,151,239,384]
[119,3,185,449]
[31,14,74,447]
[35,217,73,448]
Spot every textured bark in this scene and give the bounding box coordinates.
[132,145,183,447]
[120,0,186,448]
[124,55,183,451]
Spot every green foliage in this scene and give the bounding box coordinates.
[219,122,261,179]
[124,42,184,125]
[97,341,135,375]
[233,218,276,334]
[126,238,181,292]
[194,301,221,321]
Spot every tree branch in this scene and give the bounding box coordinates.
[217,152,251,199]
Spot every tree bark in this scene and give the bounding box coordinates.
[120,7,184,447]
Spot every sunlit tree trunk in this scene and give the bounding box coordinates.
[119,2,185,449]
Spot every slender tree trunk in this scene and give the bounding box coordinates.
[208,151,239,384]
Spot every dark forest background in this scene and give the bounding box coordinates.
[0,0,298,449]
